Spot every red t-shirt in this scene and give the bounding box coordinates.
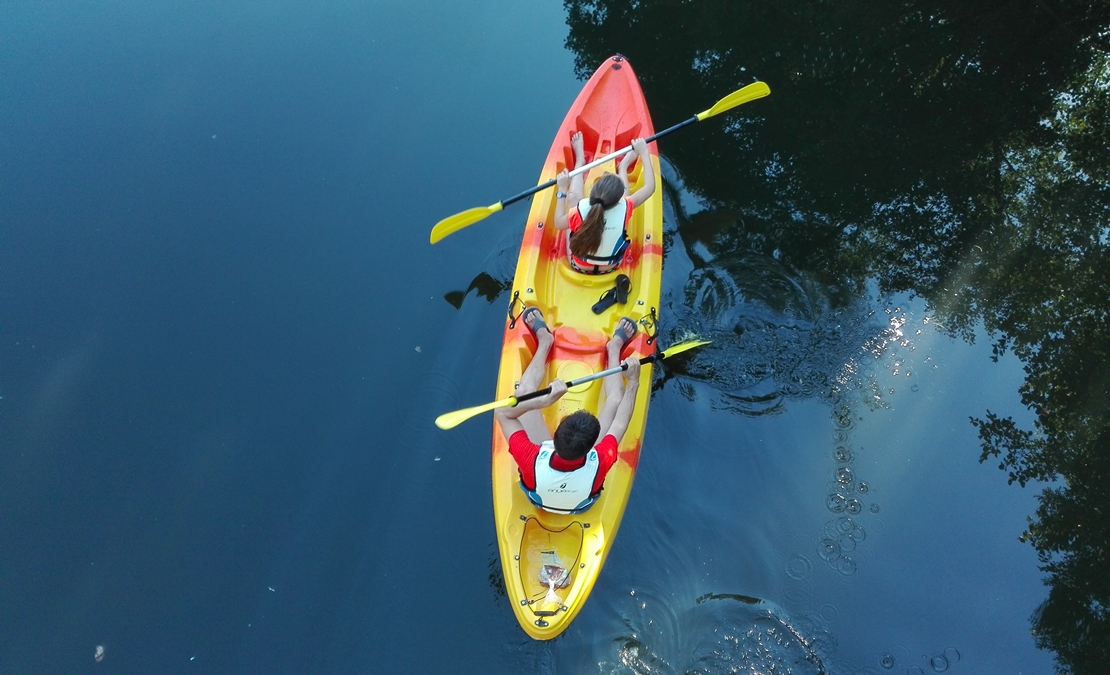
[508,430,619,496]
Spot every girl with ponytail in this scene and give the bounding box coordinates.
[555,134,656,274]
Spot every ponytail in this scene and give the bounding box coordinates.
[570,201,606,258]
[569,173,625,260]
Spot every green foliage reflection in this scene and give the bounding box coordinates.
[564,1,1110,671]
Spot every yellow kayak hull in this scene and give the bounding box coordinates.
[492,55,662,640]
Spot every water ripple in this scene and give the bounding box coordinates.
[607,594,828,675]
[785,554,813,580]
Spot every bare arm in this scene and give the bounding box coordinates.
[556,133,587,231]
[618,153,632,196]
[600,357,641,443]
[554,171,571,231]
[626,138,656,208]
[494,379,568,441]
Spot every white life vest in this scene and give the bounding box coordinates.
[525,440,601,514]
[575,198,630,261]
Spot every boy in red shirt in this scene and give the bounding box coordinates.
[495,307,641,513]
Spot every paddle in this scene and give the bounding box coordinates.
[429,81,771,244]
[434,337,711,430]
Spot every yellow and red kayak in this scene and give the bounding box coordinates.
[492,55,662,640]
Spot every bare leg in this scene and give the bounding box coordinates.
[596,317,635,442]
[517,310,555,442]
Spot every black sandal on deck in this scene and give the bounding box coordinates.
[591,274,632,314]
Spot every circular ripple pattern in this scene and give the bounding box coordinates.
[637,593,829,675]
[785,554,813,580]
[879,652,896,669]
[669,245,879,421]
[781,584,815,612]
[813,518,868,575]
[817,539,841,561]
[394,370,464,453]
[851,524,866,542]
[836,557,858,575]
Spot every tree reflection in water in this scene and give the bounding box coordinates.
[565,1,1110,671]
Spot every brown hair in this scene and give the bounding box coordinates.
[553,410,601,460]
[569,173,625,260]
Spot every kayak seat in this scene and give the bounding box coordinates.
[554,233,627,277]
[557,256,624,285]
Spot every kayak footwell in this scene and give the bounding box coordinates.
[517,518,584,625]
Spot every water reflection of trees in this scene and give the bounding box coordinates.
[565,1,1110,671]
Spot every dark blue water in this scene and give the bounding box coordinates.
[4,1,1105,673]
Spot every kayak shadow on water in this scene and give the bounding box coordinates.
[444,271,512,310]
[441,235,520,310]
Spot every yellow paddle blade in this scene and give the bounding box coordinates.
[429,202,504,244]
[435,395,518,430]
[659,338,712,358]
[695,82,771,121]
